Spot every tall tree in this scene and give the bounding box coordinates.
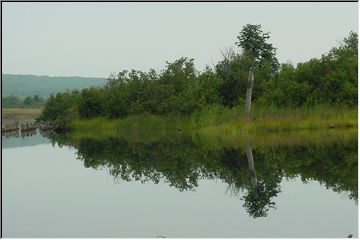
[236,24,279,75]
[236,24,279,118]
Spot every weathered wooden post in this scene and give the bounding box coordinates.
[244,70,254,119]
[246,142,257,186]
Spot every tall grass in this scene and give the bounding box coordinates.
[68,104,357,136]
[202,104,357,138]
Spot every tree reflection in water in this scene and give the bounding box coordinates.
[50,131,357,218]
[241,143,281,218]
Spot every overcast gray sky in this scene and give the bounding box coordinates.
[2,2,358,78]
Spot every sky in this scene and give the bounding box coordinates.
[2,2,358,78]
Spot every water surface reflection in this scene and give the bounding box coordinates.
[3,129,358,237]
[49,130,358,218]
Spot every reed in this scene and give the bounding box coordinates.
[202,104,357,137]
[68,104,357,136]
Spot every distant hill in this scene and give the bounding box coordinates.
[2,74,107,97]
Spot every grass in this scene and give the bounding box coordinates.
[66,104,357,144]
[201,104,357,136]
[2,107,43,124]
[200,128,357,148]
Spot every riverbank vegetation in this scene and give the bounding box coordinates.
[38,24,358,133]
[66,104,356,132]
[3,95,46,108]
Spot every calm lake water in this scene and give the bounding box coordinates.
[2,129,358,237]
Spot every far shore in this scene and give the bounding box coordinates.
[2,107,42,125]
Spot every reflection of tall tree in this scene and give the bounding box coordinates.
[241,143,282,218]
[49,133,357,217]
[242,179,281,218]
[246,143,257,186]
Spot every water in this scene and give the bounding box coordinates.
[2,129,358,237]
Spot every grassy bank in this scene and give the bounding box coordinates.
[68,104,357,134]
[55,126,357,150]
[201,105,357,138]
[2,107,42,125]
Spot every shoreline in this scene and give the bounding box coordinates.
[66,105,357,133]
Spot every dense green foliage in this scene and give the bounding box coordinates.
[2,74,106,97]
[40,91,80,128]
[258,31,358,107]
[236,24,279,76]
[2,95,46,108]
[38,25,357,127]
[39,59,223,123]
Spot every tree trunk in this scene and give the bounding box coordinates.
[246,142,257,186]
[244,70,254,119]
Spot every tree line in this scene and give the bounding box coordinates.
[39,24,358,125]
[3,95,46,108]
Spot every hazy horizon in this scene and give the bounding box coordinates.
[2,73,106,79]
[3,2,358,78]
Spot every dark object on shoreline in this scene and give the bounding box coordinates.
[2,121,20,132]
[20,122,37,132]
[39,121,53,131]
[21,128,36,138]
[2,128,20,138]
[2,126,19,132]
[53,125,68,134]
[347,234,353,238]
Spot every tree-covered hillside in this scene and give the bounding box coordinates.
[2,74,106,98]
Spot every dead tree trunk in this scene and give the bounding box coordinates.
[244,70,254,119]
[246,142,257,186]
